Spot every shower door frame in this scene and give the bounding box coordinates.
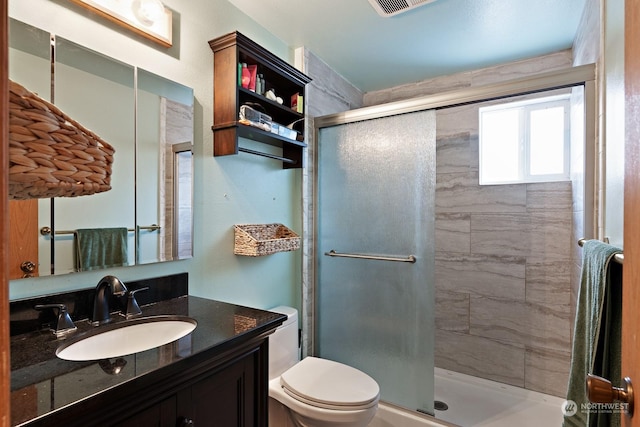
[309,63,597,366]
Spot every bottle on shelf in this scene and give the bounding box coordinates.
[256,74,264,95]
[241,63,250,89]
[248,64,257,91]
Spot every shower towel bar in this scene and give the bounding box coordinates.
[324,249,417,263]
[578,238,624,264]
[238,147,297,164]
[40,225,161,236]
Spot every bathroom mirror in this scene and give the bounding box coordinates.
[136,69,194,264]
[52,36,136,275]
[8,18,194,280]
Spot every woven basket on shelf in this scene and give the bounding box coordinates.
[233,224,301,256]
[8,79,115,200]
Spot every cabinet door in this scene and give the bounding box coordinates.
[185,353,258,426]
[112,395,177,427]
[9,200,39,279]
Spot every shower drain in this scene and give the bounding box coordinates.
[434,400,449,411]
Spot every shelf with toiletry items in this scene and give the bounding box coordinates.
[208,31,311,169]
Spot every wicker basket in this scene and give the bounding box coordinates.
[8,79,115,200]
[234,224,300,256]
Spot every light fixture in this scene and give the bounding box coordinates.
[131,0,165,26]
[69,0,173,47]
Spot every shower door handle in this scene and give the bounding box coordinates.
[324,250,416,263]
[586,374,634,416]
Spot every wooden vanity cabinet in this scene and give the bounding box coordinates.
[208,31,311,168]
[24,336,269,427]
[114,396,177,427]
[114,350,258,427]
[177,349,259,426]
[114,339,266,427]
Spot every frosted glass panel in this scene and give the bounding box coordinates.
[317,110,436,414]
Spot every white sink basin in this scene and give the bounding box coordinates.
[56,315,197,361]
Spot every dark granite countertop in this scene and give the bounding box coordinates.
[10,293,286,426]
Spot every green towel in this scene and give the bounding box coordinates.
[74,228,129,272]
[564,239,623,427]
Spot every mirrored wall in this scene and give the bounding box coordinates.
[8,18,194,280]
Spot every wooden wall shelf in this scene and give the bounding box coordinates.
[208,31,311,169]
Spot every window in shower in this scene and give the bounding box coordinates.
[479,94,570,185]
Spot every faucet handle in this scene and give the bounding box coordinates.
[124,287,149,319]
[35,303,77,336]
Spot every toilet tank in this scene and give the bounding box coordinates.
[269,306,300,379]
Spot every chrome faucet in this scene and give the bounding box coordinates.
[92,275,127,325]
[35,303,77,336]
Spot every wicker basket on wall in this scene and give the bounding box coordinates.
[8,79,115,200]
[234,224,301,256]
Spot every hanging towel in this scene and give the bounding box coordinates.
[564,239,623,427]
[74,228,129,272]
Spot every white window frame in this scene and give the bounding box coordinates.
[479,94,571,185]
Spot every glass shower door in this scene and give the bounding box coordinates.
[316,110,436,414]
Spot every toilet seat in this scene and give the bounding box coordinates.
[280,357,380,411]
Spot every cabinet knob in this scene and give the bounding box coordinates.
[20,260,36,273]
[178,417,194,427]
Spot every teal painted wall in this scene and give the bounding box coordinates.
[9,0,302,311]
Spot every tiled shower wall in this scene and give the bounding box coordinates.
[434,106,573,397]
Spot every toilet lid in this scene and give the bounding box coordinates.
[280,357,380,410]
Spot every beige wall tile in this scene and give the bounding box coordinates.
[436,104,479,138]
[363,49,572,106]
[436,253,526,300]
[436,132,473,174]
[436,173,527,214]
[304,49,363,117]
[469,296,572,353]
[525,347,571,397]
[436,290,470,332]
[525,258,572,307]
[435,213,471,253]
[526,182,573,212]
[470,211,572,259]
[529,211,572,259]
[470,214,531,257]
[573,0,600,66]
[435,330,525,387]
[470,50,573,87]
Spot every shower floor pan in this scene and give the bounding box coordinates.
[433,368,564,426]
[369,368,564,427]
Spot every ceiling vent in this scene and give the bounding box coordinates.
[367,0,437,17]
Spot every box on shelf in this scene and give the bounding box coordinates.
[239,104,271,131]
[291,93,303,113]
[269,122,298,140]
[233,224,300,256]
[278,126,297,140]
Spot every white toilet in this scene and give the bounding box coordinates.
[268,306,380,427]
